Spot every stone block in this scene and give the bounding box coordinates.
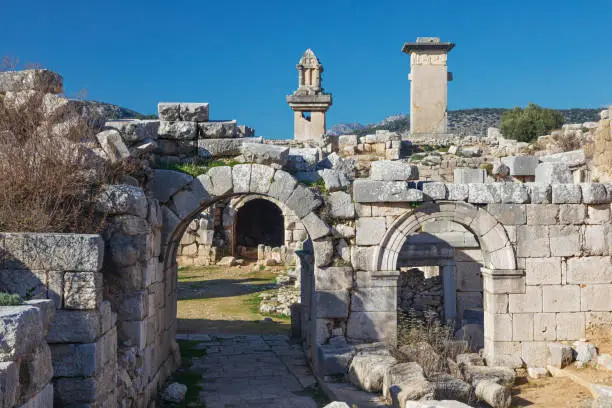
[314,267,353,291]
[0,269,47,301]
[581,285,612,311]
[540,149,586,167]
[512,313,534,341]
[316,344,356,375]
[106,119,160,144]
[158,103,180,120]
[0,305,43,362]
[249,163,274,194]
[351,287,396,312]
[369,160,418,181]
[454,168,486,184]
[455,262,483,291]
[486,204,526,225]
[179,103,209,122]
[346,311,396,343]
[351,246,375,271]
[556,312,585,340]
[316,291,349,318]
[421,182,447,200]
[118,291,148,321]
[285,185,322,218]
[482,274,525,294]
[207,166,233,196]
[552,184,582,204]
[327,191,355,219]
[542,285,580,312]
[64,272,103,310]
[318,169,348,192]
[0,69,63,93]
[502,156,539,176]
[549,225,581,256]
[287,147,319,172]
[313,238,334,267]
[95,129,130,163]
[95,184,148,218]
[230,163,251,194]
[198,137,262,157]
[240,143,289,166]
[509,286,542,313]
[268,169,297,202]
[583,225,610,255]
[483,312,512,341]
[348,353,397,393]
[0,361,19,408]
[581,183,610,204]
[534,313,556,341]
[301,212,331,240]
[525,183,552,204]
[157,121,197,139]
[353,180,423,203]
[148,169,193,203]
[46,310,101,344]
[483,292,508,314]
[525,257,561,285]
[446,184,469,201]
[535,162,572,184]
[521,342,549,368]
[198,120,236,138]
[516,225,550,257]
[355,217,386,246]
[557,204,586,224]
[547,343,573,368]
[587,203,611,225]
[468,183,502,204]
[526,204,558,225]
[567,256,612,284]
[500,183,531,204]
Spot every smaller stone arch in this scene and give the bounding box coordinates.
[374,201,516,272]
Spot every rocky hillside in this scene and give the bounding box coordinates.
[328,108,601,137]
[82,100,156,120]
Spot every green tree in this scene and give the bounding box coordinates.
[500,103,565,142]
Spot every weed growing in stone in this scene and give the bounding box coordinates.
[0,292,23,306]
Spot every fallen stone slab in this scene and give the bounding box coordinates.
[539,149,586,167]
[317,344,356,376]
[383,362,427,400]
[370,160,419,181]
[389,379,435,408]
[348,352,397,392]
[535,162,572,184]
[240,143,289,166]
[461,365,516,387]
[430,374,472,403]
[474,380,511,408]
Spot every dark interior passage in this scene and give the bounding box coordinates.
[236,199,284,248]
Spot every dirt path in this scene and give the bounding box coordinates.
[176,264,292,335]
[511,374,593,407]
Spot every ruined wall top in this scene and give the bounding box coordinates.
[402,37,455,54]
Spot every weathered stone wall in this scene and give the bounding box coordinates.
[0,299,54,408]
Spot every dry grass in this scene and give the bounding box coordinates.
[0,89,140,233]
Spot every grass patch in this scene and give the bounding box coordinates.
[0,292,23,306]
[304,178,328,194]
[164,340,208,407]
[159,159,240,177]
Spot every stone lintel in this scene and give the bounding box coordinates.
[286,94,332,105]
[402,42,455,54]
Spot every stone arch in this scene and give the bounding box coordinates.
[374,201,516,273]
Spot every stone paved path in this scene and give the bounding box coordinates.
[177,333,320,408]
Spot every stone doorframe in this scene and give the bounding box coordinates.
[145,164,332,367]
[370,201,523,359]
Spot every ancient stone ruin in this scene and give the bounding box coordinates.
[0,38,611,408]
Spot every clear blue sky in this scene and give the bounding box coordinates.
[2,0,611,138]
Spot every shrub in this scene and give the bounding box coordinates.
[500,103,564,143]
[0,292,24,306]
[0,89,133,233]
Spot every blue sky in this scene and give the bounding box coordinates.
[2,0,610,138]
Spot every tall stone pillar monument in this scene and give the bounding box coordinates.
[402,37,455,136]
[286,49,332,141]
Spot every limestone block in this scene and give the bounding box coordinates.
[482,274,525,294]
[314,267,353,291]
[525,183,552,204]
[0,305,43,362]
[370,160,418,181]
[446,184,469,201]
[502,156,539,176]
[0,70,62,94]
[540,149,586,167]
[346,311,396,343]
[249,163,274,194]
[318,169,348,192]
[54,362,116,406]
[107,215,149,236]
[353,180,423,203]
[18,344,53,403]
[268,169,297,202]
[583,225,610,255]
[0,361,19,408]
[348,353,397,392]
[501,183,531,204]
[157,121,197,140]
[486,204,526,225]
[285,185,322,218]
[455,262,483,291]
[520,342,549,368]
[467,183,502,204]
[333,223,355,239]
[315,291,349,318]
[46,310,101,343]
[558,204,586,224]
[535,162,572,184]
[383,362,427,401]
[206,166,233,196]
[547,343,573,368]
[483,292,508,315]
[118,320,147,349]
[525,204,557,225]
[542,285,580,312]
[567,256,612,284]
[581,285,612,311]
[148,169,193,203]
[356,217,386,246]
[95,184,148,218]
[525,257,561,285]
[95,129,130,163]
[287,147,319,172]
[179,103,209,122]
[509,286,542,313]
[105,119,160,144]
[581,183,610,204]
[108,233,145,267]
[533,313,556,341]
[484,312,513,341]
[0,269,47,301]
[157,103,180,120]
[198,137,262,157]
[118,291,148,321]
[301,212,331,240]
[556,312,585,340]
[351,246,375,271]
[198,120,236,139]
[240,143,289,166]
[512,313,534,341]
[351,287,396,312]
[231,164,251,193]
[313,238,334,267]
[64,272,103,310]
[587,204,611,224]
[550,225,582,256]
[422,182,447,200]
[327,191,355,219]
[316,344,356,375]
[454,168,486,184]
[552,184,582,204]
[516,225,550,257]
[21,233,104,272]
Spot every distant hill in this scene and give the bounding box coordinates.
[328,108,601,137]
[83,100,157,120]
